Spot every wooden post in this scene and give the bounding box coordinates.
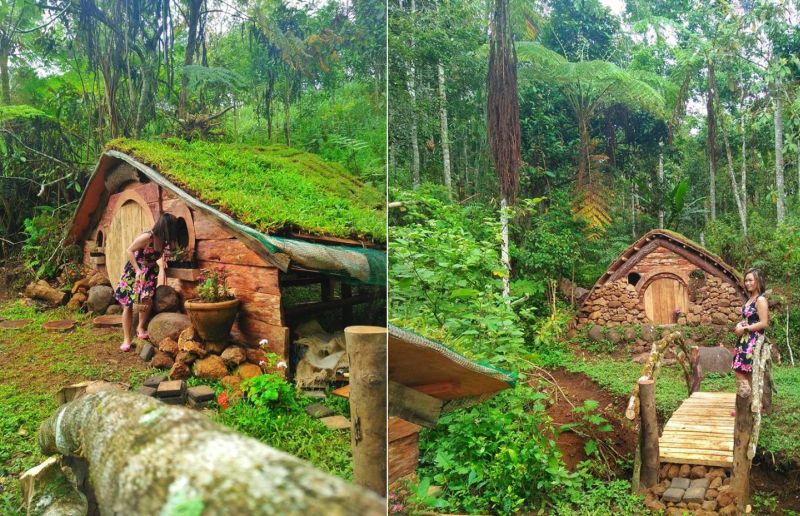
[345,325,387,497]
[341,283,353,325]
[731,385,754,511]
[638,379,659,489]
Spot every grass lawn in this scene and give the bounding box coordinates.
[565,350,800,464]
[0,300,351,513]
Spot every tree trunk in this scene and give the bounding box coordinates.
[720,114,747,235]
[707,63,717,221]
[179,0,202,118]
[657,151,664,229]
[437,61,452,198]
[0,46,10,105]
[407,0,420,189]
[345,326,388,497]
[774,86,785,224]
[578,114,590,187]
[265,74,274,141]
[638,379,659,490]
[741,116,748,226]
[38,391,385,514]
[500,197,510,299]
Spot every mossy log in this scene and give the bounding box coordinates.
[625,331,687,420]
[19,456,87,516]
[38,391,385,515]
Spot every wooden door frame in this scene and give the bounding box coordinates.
[641,273,688,324]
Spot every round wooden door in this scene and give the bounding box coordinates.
[105,199,154,286]
[643,277,688,324]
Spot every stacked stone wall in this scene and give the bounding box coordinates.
[685,275,742,327]
[577,279,649,326]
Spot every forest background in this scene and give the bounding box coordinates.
[0,0,385,282]
[389,0,800,513]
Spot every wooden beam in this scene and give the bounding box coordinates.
[388,381,443,429]
[639,379,659,490]
[283,293,376,319]
[280,276,326,287]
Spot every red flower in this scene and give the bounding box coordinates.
[217,392,229,410]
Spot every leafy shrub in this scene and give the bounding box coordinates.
[20,207,79,279]
[417,386,572,514]
[240,373,298,411]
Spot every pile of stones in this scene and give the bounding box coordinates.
[137,375,216,408]
[644,463,738,515]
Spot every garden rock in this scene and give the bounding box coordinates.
[139,343,155,362]
[86,285,114,314]
[719,503,737,515]
[633,352,650,364]
[320,416,350,431]
[157,380,185,398]
[169,361,191,380]
[205,340,228,354]
[641,324,655,341]
[702,500,718,511]
[716,488,736,508]
[176,351,197,365]
[679,464,691,477]
[87,272,111,288]
[221,346,246,367]
[706,467,726,480]
[690,465,708,479]
[607,329,621,344]
[623,327,636,341]
[305,403,334,418]
[67,293,87,311]
[147,312,191,344]
[158,337,180,356]
[588,325,603,342]
[236,363,262,381]
[705,489,718,500]
[708,476,722,489]
[106,304,122,315]
[193,355,228,380]
[221,375,242,391]
[644,499,665,511]
[153,285,181,313]
[246,348,267,365]
[137,386,157,397]
[698,347,733,374]
[690,477,710,490]
[151,351,174,370]
[25,280,67,306]
[179,339,206,358]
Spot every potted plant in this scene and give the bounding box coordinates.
[184,267,240,342]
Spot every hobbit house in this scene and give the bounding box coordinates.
[577,230,745,328]
[66,139,386,372]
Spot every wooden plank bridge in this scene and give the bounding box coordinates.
[659,391,736,468]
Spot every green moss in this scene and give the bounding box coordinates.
[105,138,385,242]
[0,105,48,123]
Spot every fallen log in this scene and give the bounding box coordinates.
[37,391,385,515]
[25,280,67,306]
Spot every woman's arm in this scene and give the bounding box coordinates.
[126,233,152,275]
[745,296,769,332]
[157,256,167,286]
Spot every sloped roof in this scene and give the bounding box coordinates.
[105,138,385,242]
[583,229,745,303]
[66,140,386,286]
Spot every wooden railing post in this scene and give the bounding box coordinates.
[638,378,659,489]
[345,325,388,497]
[731,384,754,510]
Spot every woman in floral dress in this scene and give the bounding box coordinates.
[732,268,769,401]
[114,213,177,352]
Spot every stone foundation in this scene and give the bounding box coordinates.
[644,463,737,516]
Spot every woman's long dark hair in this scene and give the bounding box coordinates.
[744,267,766,296]
[151,213,177,252]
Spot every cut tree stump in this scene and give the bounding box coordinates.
[92,315,123,328]
[0,319,32,329]
[43,320,77,332]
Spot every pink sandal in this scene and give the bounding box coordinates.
[120,342,133,352]
[137,331,150,340]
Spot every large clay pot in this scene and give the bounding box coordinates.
[184,298,240,342]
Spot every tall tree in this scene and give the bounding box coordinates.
[487,0,520,299]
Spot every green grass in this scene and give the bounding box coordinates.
[0,299,352,511]
[106,138,386,242]
[564,346,800,463]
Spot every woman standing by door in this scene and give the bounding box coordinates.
[113,213,177,352]
[732,268,769,398]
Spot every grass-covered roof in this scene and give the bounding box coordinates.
[106,138,385,242]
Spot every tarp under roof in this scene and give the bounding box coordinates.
[388,324,515,413]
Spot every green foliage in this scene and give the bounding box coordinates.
[562,399,614,458]
[417,386,572,514]
[389,189,529,370]
[106,138,385,242]
[0,105,48,123]
[20,207,79,279]
[240,373,298,411]
[196,268,234,303]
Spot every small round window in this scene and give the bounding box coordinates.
[175,217,190,248]
[628,272,641,286]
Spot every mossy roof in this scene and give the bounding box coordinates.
[105,138,385,243]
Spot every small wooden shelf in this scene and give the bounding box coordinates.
[166,267,202,281]
[90,256,106,265]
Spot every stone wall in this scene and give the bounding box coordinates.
[685,275,741,327]
[577,279,649,326]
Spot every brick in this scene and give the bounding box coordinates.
[143,375,167,388]
[683,487,706,503]
[670,477,691,490]
[690,477,710,490]
[160,395,186,405]
[662,488,685,503]
[187,385,215,403]
[139,343,155,362]
[137,386,157,397]
[156,380,184,398]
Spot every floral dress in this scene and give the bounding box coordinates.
[113,232,162,308]
[732,297,763,373]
